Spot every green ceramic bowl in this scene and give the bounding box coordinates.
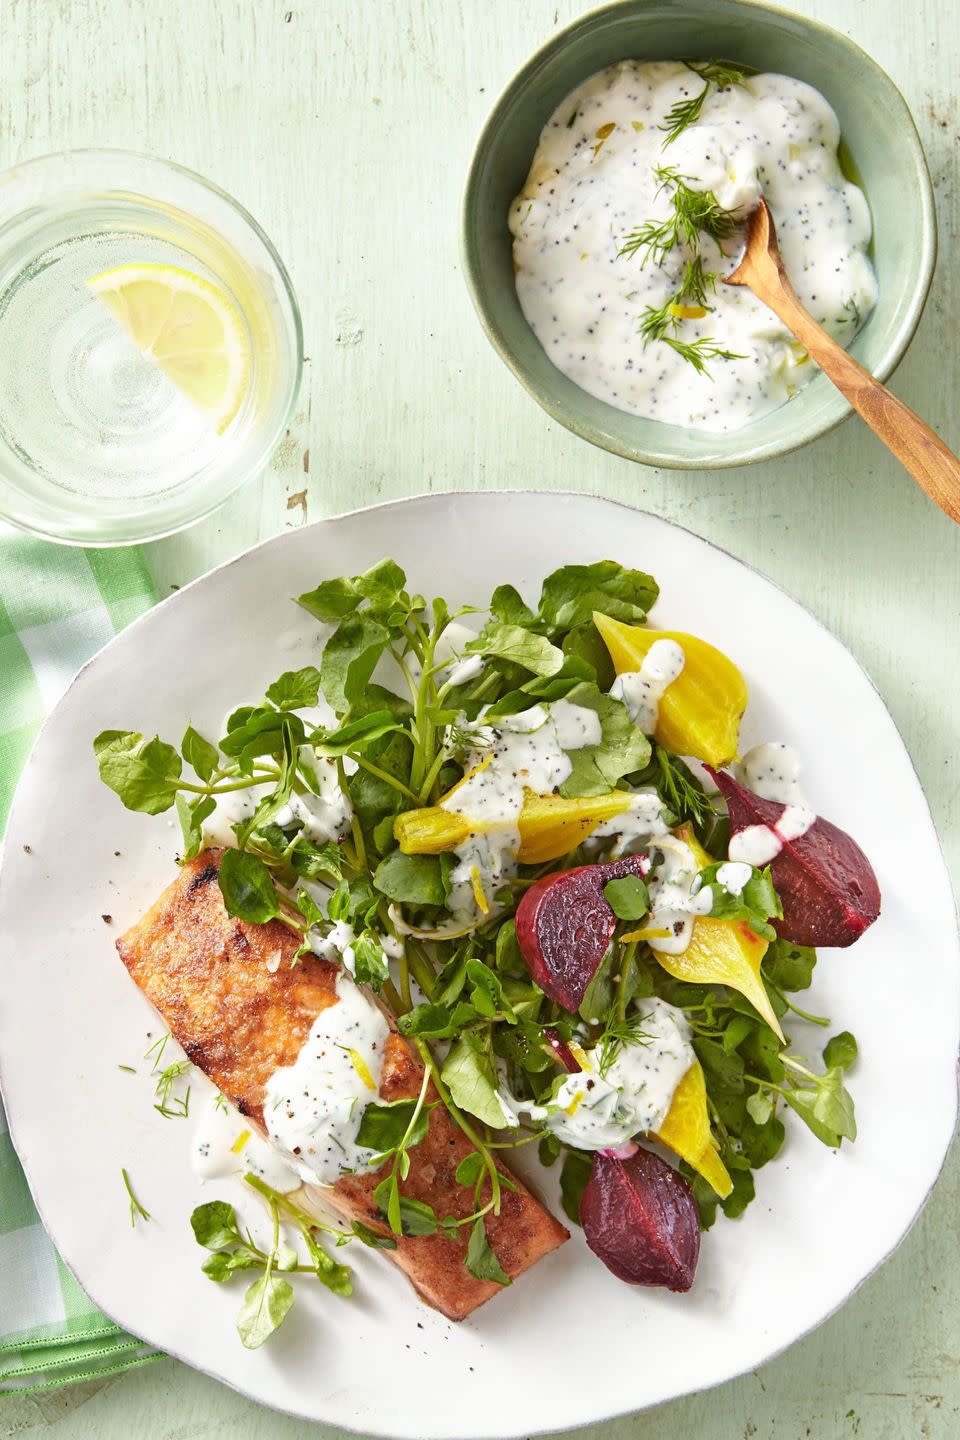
[462,0,936,468]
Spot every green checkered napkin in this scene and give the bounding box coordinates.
[0,526,160,1390]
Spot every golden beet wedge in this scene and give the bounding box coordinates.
[593,611,747,766]
[625,826,784,1042]
[654,1060,732,1198]
[394,789,633,865]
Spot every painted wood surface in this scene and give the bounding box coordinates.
[2,0,958,1435]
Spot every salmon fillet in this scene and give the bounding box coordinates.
[117,848,567,1319]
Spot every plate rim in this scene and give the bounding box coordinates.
[1,488,957,1435]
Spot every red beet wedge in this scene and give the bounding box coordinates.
[581,1148,700,1291]
[516,856,648,1011]
[708,768,881,948]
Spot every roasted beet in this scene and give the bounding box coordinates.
[516,856,648,1010]
[708,768,881,948]
[581,1148,700,1291]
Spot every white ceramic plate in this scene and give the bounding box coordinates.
[0,493,956,1437]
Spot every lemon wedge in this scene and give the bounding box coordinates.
[86,263,250,432]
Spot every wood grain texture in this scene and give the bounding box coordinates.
[2,0,959,1435]
[728,200,960,522]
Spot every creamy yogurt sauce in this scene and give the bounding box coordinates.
[262,972,389,1187]
[511,996,695,1148]
[192,1090,300,1192]
[738,740,808,805]
[441,699,603,918]
[510,60,878,432]
[609,638,685,733]
[728,801,815,865]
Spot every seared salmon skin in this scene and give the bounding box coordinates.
[116,848,568,1319]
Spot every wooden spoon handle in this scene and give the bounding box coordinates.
[759,278,960,523]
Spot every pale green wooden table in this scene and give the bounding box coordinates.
[4,0,959,1435]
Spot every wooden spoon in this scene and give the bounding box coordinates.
[725,199,960,523]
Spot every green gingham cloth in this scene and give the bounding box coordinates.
[0,525,161,1390]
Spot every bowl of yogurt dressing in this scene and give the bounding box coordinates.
[462,0,935,468]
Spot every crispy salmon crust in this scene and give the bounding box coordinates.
[116,848,568,1319]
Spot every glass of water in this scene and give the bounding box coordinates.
[0,150,302,545]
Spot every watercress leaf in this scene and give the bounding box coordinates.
[689,1171,720,1230]
[559,1148,593,1226]
[356,1099,429,1155]
[435,948,470,1004]
[354,558,407,610]
[201,1249,259,1281]
[373,851,454,906]
[441,1036,509,1128]
[373,1179,438,1236]
[738,1112,785,1168]
[538,561,658,631]
[489,584,536,627]
[176,793,216,861]
[720,1165,755,1219]
[295,887,323,927]
[302,1231,353,1295]
[274,1241,300,1272]
[578,944,618,1024]
[538,1133,562,1168]
[351,931,390,989]
[493,920,526,979]
[763,939,817,992]
[314,710,402,756]
[746,1091,774,1125]
[297,576,363,623]
[465,623,564,678]
[93,728,140,758]
[455,1152,486,1187]
[95,732,181,814]
[558,682,650,797]
[321,615,390,715]
[721,1014,756,1054]
[603,874,650,921]
[782,1087,840,1147]
[181,725,219,782]
[813,1067,857,1141]
[561,623,614,689]
[823,1030,858,1070]
[739,1024,785,1084]
[191,1200,242,1251]
[218,849,282,924]
[398,1002,457,1039]
[466,958,514,1021]
[347,683,414,721]
[290,838,345,884]
[237,1273,295,1350]
[694,1035,745,1093]
[265,666,322,711]
[465,1218,511,1286]
[351,1220,398,1250]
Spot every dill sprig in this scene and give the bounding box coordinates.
[660,335,746,378]
[121,1167,150,1228]
[146,1032,192,1118]
[639,257,719,344]
[596,1011,651,1078]
[154,1060,192,1118]
[660,60,749,145]
[618,168,739,267]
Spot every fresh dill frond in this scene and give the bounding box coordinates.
[596,1011,651,1077]
[677,254,718,308]
[660,61,749,145]
[841,295,862,326]
[121,1167,150,1228]
[154,1060,192,1119]
[214,1091,230,1113]
[660,335,744,377]
[639,300,675,344]
[654,746,715,828]
[619,169,739,268]
[686,60,749,88]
